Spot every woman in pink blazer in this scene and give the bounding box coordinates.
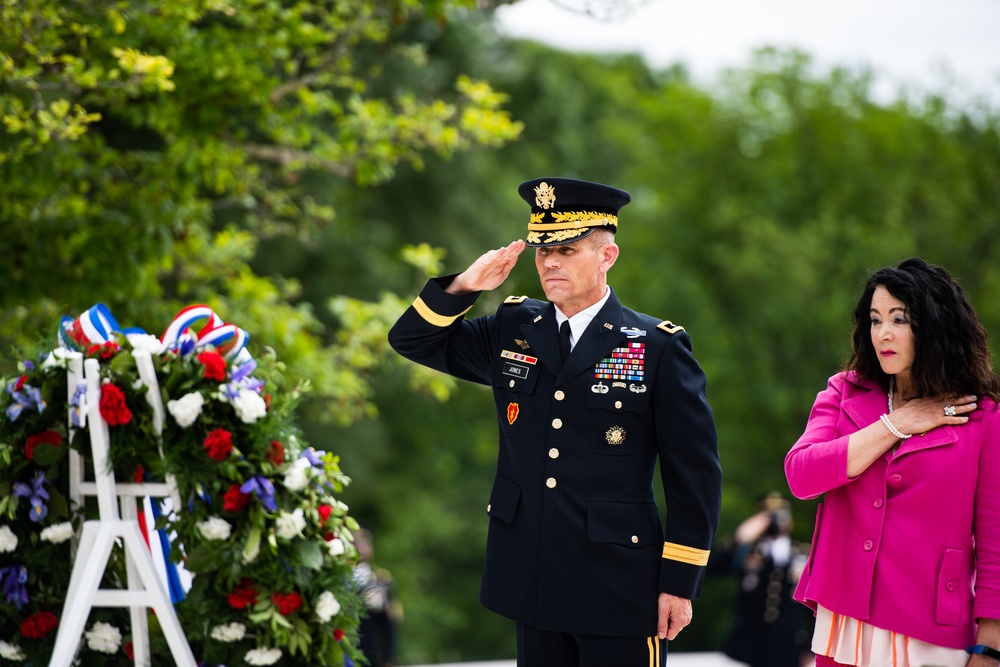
[785,258,1000,667]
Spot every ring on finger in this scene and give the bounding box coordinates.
[944,405,957,417]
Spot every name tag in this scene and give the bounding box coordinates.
[503,362,531,379]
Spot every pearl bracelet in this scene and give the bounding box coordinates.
[880,413,912,440]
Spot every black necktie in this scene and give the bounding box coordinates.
[559,320,572,362]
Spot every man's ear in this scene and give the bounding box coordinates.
[601,242,620,273]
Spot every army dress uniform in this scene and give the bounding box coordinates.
[388,177,722,651]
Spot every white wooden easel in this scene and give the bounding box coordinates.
[50,352,196,667]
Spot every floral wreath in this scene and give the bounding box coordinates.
[0,304,362,666]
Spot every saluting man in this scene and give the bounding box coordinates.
[388,177,722,667]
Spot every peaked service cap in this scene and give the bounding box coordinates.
[518,177,632,247]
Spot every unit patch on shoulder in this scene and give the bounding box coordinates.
[504,295,529,304]
[657,320,685,334]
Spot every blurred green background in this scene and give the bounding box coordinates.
[2,1,998,663]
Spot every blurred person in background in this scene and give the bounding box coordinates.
[354,528,401,667]
[710,492,812,667]
[785,258,1000,667]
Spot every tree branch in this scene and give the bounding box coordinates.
[241,143,353,177]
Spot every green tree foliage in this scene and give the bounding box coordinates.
[0,0,522,426]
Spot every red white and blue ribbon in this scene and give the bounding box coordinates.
[58,303,121,349]
[160,305,250,361]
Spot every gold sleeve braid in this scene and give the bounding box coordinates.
[661,542,710,566]
[412,297,473,328]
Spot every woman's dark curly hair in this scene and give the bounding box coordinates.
[847,257,1000,400]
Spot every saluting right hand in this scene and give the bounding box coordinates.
[446,239,526,295]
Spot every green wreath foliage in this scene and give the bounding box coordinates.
[0,307,363,666]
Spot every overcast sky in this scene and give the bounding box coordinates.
[494,0,1000,105]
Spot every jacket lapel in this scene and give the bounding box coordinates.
[557,291,627,385]
[520,304,562,376]
[518,290,631,384]
[842,376,958,454]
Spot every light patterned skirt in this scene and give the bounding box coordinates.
[811,605,967,667]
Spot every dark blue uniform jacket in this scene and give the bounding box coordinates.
[388,276,722,637]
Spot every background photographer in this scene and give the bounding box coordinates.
[710,492,813,667]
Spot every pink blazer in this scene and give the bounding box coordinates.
[785,371,1000,649]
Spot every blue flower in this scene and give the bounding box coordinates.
[301,448,326,467]
[13,472,50,523]
[69,382,87,427]
[224,360,264,400]
[0,565,29,609]
[174,333,197,356]
[4,380,45,422]
[240,476,277,511]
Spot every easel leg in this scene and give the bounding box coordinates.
[50,522,117,667]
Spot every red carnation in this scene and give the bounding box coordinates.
[14,375,27,391]
[203,428,233,462]
[125,642,134,660]
[223,483,250,512]
[227,579,258,609]
[318,504,332,524]
[25,430,62,460]
[267,440,284,465]
[133,465,145,483]
[271,591,303,616]
[333,628,345,641]
[197,351,227,382]
[87,342,120,360]
[21,610,59,639]
[99,383,133,426]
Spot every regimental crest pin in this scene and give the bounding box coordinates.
[606,425,626,446]
[535,182,556,209]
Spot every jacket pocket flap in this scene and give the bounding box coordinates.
[587,501,662,547]
[487,475,521,525]
[935,548,966,626]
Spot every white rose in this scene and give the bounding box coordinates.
[314,591,341,622]
[196,516,232,541]
[40,521,74,544]
[210,622,247,642]
[0,640,25,661]
[232,388,267,424]
[166,392,205,428]
[282,457,311,492]
[126,333,166,355]
[244,647,282,665]
[40,347,72,369]
[275,508,306,540]
[0,525,18,552]
[326,537,346,557]
[85,621,122,654]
